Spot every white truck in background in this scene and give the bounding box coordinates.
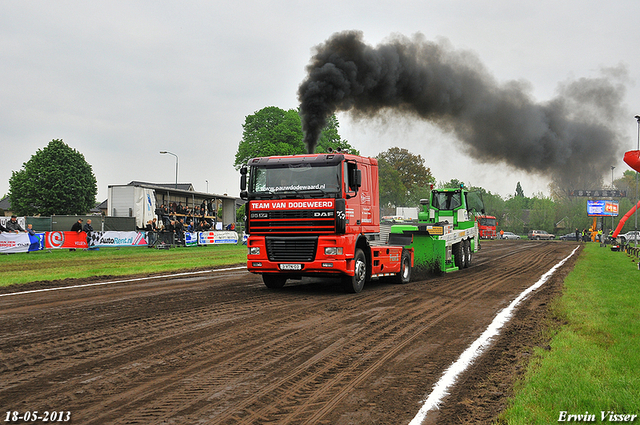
[107,185,157,229]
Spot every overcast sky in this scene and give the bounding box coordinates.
[2,1,640,204]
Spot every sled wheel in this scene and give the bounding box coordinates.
[454,242,466,270]
[463,239,472,268]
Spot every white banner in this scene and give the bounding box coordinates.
[198,231,239,245]
[0,232,44,253]
[88,231,148,247]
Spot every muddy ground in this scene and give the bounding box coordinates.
[0,240,580,424]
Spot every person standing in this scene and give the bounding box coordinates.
[83,219,94,248]
[71,218,83,233]
[5,215,25,233]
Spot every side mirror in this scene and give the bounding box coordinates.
[240,166,247,191]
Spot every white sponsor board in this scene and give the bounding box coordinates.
[0,232,42,253]
[88,231,148,247]
[198,231,239,245]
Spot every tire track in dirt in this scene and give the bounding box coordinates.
[0,241,578,424]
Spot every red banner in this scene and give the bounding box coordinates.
[45,231,88,249]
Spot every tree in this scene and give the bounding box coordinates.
[376,147,435,207]
[377,158,407,208]
[515,182,525,197]
[9,139,97,216]
[234,106,305,169]
[234,107,357,169]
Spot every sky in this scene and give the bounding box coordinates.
[2,0,640,204]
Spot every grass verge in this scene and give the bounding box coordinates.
[497,243,640,424]
[0,244,248,286]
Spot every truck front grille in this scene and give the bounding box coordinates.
[266,236,318,262]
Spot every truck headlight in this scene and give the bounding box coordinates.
[324,247,343,256]
[249,247,260,256]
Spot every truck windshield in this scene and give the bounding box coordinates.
[478,217,496,226]
[250,163,341,198]
[432,191,462,210]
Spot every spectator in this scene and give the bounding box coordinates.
[69,218,83,251]
[83,219,94,248]
[175,218,185,246]
[26,224,36,236]
[71,218,83,233]
[0,220,9,232]
[146,219,158,247]
[5,215,25,233]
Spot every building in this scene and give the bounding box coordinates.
[107,181,241,228]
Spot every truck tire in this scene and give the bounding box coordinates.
[263,274,287,289]
[392,249,412,284]
[343,248,366,293]
[463,239,472,268]
[453,242,466,270]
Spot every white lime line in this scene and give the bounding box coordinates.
[409,245,580,425]
[0,266,247,298]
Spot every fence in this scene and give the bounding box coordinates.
[0,229,242,254]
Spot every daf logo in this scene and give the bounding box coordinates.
[314,211,334,217]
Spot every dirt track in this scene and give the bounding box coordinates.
[0,240,580,424]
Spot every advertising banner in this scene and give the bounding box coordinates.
[0,232,44,253]
[88,231,148,247]
[587,200,619,217]
[185,232,198,247]
[45,231,88,249]
[198,231,239,245]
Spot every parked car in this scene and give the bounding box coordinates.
[559,232,579,241]
[528,230,555,240]
[619,231,640,244]
[500,231,520,240]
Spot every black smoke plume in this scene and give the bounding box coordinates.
[298,31,628,189]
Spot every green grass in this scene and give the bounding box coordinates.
[498,243,640,424]
[0,244,248,286]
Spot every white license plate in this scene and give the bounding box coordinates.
[279,263,302,270]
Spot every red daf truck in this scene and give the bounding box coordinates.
[476,215,497,239]
[240,152,413,293]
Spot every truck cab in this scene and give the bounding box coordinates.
[389,186,482,274]
[240,153,410,293]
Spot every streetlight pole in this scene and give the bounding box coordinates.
[160,151,179,189]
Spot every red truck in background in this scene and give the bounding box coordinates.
[476,215,497,239]
[240,152,413,293]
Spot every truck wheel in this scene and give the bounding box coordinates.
[392,249,412,284]
[263,274,286,289]
[343,248,366,293]
[463,239,472,268]
[454,242,466,270]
